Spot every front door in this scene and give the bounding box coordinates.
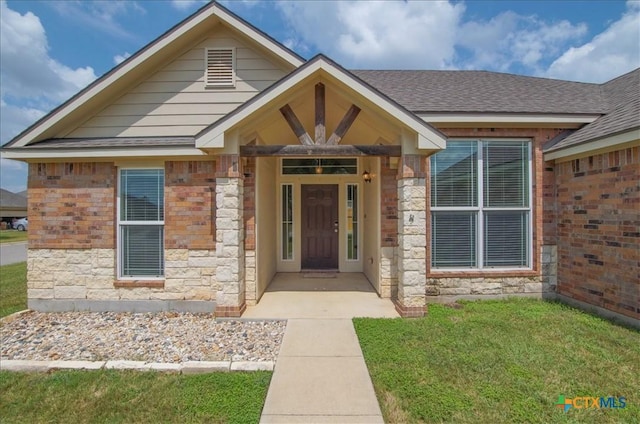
[301,184,339,269]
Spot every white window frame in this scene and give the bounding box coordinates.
[431,139,532,271]
[117,168,165,279]
[204,47,236,88]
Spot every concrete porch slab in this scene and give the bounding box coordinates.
[244,273,398,319]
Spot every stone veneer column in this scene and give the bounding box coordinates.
[395,155,427,317]
[214,155,246,317]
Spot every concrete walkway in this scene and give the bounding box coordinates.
[245,273,398,423]
[0,241,27,266]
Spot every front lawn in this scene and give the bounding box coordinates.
[0,369,271,423]
[0,262,27,317]
[0,230,27,244]
[354,299,640,423]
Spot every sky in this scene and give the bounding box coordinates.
[1,0,639,192]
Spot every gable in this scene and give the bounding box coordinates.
[64,26,291,139]
[3,1,303,149]
[195,55,447,153]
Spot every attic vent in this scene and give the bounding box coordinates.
[205,48,235,87]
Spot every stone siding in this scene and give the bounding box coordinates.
[554,146,639,320]
[28,248,217,304]
[379,246,397,298]
[426,245,557,299]
[214,155,246,316]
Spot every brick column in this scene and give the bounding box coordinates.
[395,155,427,317]
[214,155,246,317]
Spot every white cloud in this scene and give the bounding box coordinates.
[114,52,132,65]
[0,1,97,103]
[456,12,587,73]
[0,100,46,145]
[0,158,28,192]
[171,0,208,11]
[47,1,145,40]
[276,1,465,69]
[545,2,640,82]
[0,1,96,191]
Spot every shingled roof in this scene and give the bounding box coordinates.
[352,70,607,114]
[355,68,640,153]
[545,68,640,152]
[0,189,27,208]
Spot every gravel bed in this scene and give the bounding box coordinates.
[1,311,286,363]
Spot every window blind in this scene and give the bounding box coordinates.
[431,141,477,207]
[483,142,528,207]
[119,169,165,278]
[432,212,477,268]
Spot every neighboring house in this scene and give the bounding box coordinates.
[1,2,638,324]
[0,188,27,223]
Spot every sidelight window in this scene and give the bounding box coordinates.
[346,184,358,260]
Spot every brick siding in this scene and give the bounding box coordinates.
[165,160,216,250]
[380,156,398,247]
[555,146,639,319]
[27,162,116,249]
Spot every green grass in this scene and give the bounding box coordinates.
[0,262,27,317]
[354,299,640,424]
[0,370,271,423]
[0,230,27,244]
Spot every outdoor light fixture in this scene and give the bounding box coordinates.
[362,170,372,183]
[315,159,323,174]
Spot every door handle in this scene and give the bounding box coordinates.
[334,221,338,232]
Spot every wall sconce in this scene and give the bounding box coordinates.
[315,159,323,174]
[362,170,372,183]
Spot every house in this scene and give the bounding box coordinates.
[1,2,638,324]
[0,189,27,226]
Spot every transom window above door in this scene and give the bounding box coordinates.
[282,158,357,175]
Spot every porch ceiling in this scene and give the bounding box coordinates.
[241,80,402,147]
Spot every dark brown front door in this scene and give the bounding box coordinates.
[301,184,339,269]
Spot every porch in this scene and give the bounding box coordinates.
[244,273,398,319]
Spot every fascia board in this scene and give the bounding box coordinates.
[544,128,640,161]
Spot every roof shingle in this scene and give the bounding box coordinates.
[352,70,607,114]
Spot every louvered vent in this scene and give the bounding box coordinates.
[205,48,235,87]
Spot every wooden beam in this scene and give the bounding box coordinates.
[315,83,326,145]
[280,104,314,146]
[327,104,361,145]
[240,145,401,157]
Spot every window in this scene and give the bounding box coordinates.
[282,158,357,175]
[431,140,530,269]
[118,169,164,278]
[346,184,358,260]
[281,184,293,260]
[205,48,235,87]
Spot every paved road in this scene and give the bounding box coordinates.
[0,242,27,266]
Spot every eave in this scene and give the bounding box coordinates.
[544,128,640,162]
